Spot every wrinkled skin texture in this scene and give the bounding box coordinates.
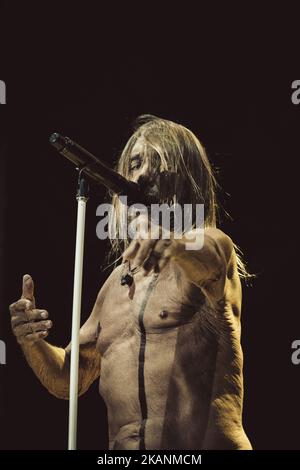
[79,227,251,450]
[9,135,252,449]
[10,229,252,450]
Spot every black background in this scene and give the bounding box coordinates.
[0,2,299,450]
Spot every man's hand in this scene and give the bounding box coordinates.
[122,215,232,302]
[9,274,52,344]
[122,215,181,275]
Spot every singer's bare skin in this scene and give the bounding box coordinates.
[9,122,252,450]
[9,276,101,399]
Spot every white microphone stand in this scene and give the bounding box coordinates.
[68,170,89,450]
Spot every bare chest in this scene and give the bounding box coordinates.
[97,263,206,356]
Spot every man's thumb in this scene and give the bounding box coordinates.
[22,274,35,304]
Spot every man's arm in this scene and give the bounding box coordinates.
[20,333,101,400]
[123,223,235,304]
[10,275,102,399]
[172,227,234,302]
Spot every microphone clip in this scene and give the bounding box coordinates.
[77,167,89,199]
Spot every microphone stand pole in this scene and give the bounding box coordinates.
[68,169,89,450]
[48,132,151,449]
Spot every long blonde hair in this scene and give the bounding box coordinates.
[108,114,252,281]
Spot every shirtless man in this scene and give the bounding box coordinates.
[9,115,252,450]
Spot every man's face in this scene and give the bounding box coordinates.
[127,136,162,202]
[127,135,186,207]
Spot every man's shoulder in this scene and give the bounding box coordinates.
[99,263,123,292]
[205,227,234,265]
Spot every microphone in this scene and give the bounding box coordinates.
[49,133,149,205]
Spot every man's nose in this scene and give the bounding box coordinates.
[131,164,150,183]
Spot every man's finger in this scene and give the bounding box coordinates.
[13,320,52,337]
[9,299,32,314]
[21,274,35,307]
[122,240,140,262]
[135,239,158,267]
[143,239,172,274]
[11,309,49,327]
[17,330,49,344]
